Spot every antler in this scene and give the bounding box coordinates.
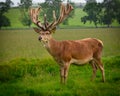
[30,3,73,32]
[29,7,45,30]
[46,3,73,31]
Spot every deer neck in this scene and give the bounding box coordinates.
[43,38,60,56]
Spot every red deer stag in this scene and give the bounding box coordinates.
[30,3,105,84]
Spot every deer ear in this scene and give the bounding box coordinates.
[33,27,41,33]
[50,27,56,33]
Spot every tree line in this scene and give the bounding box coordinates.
[0,0,13,29]
[81,0,120,27]
[0,0,120,29]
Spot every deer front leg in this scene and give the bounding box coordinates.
[60,66,64,84]
[60,63,70,84]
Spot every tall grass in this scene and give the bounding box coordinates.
[0,56,120,96]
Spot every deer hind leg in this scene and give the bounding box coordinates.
[89,60,98,81]
[94,58,105,82]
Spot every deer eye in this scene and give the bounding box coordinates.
[40,33,45,35]
[46,32,50,35]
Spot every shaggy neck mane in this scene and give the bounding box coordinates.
[45,38,61,57]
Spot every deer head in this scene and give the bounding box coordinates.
[30,3,73,42]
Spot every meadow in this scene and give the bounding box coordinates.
[0,28,120,96]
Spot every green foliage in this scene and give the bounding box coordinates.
[102,0,120,26]
[0,0,13,28]
[19,0,32,10]
[19,0,32,27]
[0,2,8,15]
[81,1,102,27]
[0,0,13,15]
[20,10,31,27]
[0,15,11,28]
[114,0,120,24]
[102,0,114,27]
[82,0,120,27]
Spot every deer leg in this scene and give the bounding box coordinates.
[94,58,105,82]
[60,66,64,84]
[60,63,70,84]
[89,60,98,81]
[64,63,70,84]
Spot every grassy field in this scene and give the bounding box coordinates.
[0,28,120,62]
[0,28,120,96]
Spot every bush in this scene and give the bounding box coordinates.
[0,58,58,82]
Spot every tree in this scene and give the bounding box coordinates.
[19,10,31,27]
[102,0,120,27]
[115,0,120,24]
[0,0,13,29]
[102,0,114,27]
[81,0,120,27]
[19,0,32,27]
[81,0,102,27]
[0,15,10,29]
[40,0,75,25]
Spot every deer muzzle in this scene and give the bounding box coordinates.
[38,36,42,41]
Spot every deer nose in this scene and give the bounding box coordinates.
[38,36,42,41]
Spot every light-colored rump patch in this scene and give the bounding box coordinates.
[94,38,104,46]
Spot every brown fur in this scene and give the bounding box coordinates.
[43,37,105,83]
[48,38,102,62]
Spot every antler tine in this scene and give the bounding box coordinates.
[53,10,57,22]
[46,10,57,30]
[57,3,73,24]
[30,7,45,30]
[44,14,47,29]
[65,3,73,15]
[57,3,66,25]
[46,3,73,31]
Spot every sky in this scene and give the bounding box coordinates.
[0,0,103,6]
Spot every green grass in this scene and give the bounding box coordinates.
[4,8,120,29]
[0,28,120,96]
[0,56,120,96]
[4,8,25,28]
